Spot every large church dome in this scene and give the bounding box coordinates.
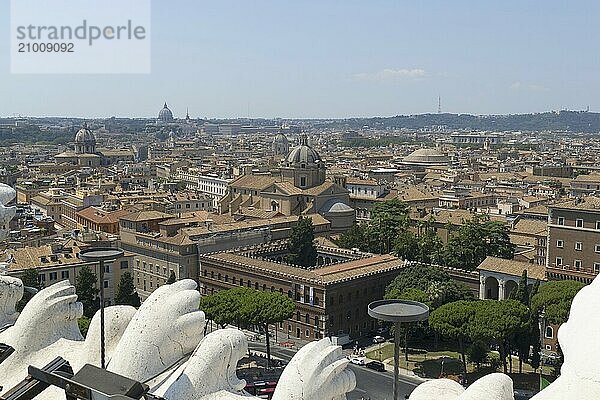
[285,134,321,166]
[402,147,449,166]
[74,124,96,154]
[158,102,174,122]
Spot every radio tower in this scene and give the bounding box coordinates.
[437,95,441,114]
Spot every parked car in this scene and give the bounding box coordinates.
[373,335,386,344]
[366,361,386,372]
[350,356,366,366]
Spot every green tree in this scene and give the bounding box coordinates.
[430,300,478,373]
[240,290,295,367]
[17,268,43,312]
[469,300,529,373]
[286,216,317,268]
[369,199,410,254]
[199,287,247,328]
[467,341,489,370]
[386,264,450,299]
[76,266,100,318]
[386,264,473,308]
[508,270,540,373]
[115,272,141,307]
[443,216,515,270]
[417,226,444,264]
[530,280,585,325]
[166,271,177,284]
[530,280,584,376]
[199,287,295,367]
[393,230,419,261]
[335,223,368,251]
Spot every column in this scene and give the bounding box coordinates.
[498,279,505,301]
[479,276,486,300]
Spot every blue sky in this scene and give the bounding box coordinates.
[1,0,599,118]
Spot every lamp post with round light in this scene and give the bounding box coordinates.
[368,299,429,400]
[80,247,124,370]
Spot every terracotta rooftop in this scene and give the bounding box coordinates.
[77,207,131,224]
[477,256,546,281]
[551,196,600,211]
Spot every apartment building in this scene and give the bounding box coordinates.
[199,243,405,340]
[547,197,600,284]
[4,239,133,306]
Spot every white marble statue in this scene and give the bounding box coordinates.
[271,336,356,400]
[107,279,206,382]
[0,183,17,240]
[0,275,23,327]
[0,277,355,400]
[0,279,136,396]
[409,374,513,400]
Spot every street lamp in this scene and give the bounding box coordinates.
[368,300,429,400]
[80,247,124,369]
[539,308,546,391]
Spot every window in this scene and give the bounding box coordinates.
[296,311,300,321]
[120,261,128,269]
[596,221,600,230]
[61,271,69,279]
[545,345,552,351]
[49,272,57,280]
[574,260,582,270]
[557,217,565,225]
[556,240,564,248]
[38,273,46,282]
[556,257,563,266]
[300,177,306,187]
[305,329,310,338]
[595,245,600,253]
[576,219,584,228]
[305,314,309,323]
[104,280,109,288]
[575,242,582,251]
[545,326,554,339]
[594,263,600,273]
[105,265,111,273]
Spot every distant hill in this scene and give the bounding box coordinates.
[323,111,600,133]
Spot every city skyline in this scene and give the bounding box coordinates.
[1,0,599,118]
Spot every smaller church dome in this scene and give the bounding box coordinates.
[273,132,289,145]
[285,134,321,166]
[158,102,174,122]
[75,126,95,144]
[320,199,354,214]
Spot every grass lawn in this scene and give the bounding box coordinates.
[365,342,544,389]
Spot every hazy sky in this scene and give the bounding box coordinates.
[1,0,599,118]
